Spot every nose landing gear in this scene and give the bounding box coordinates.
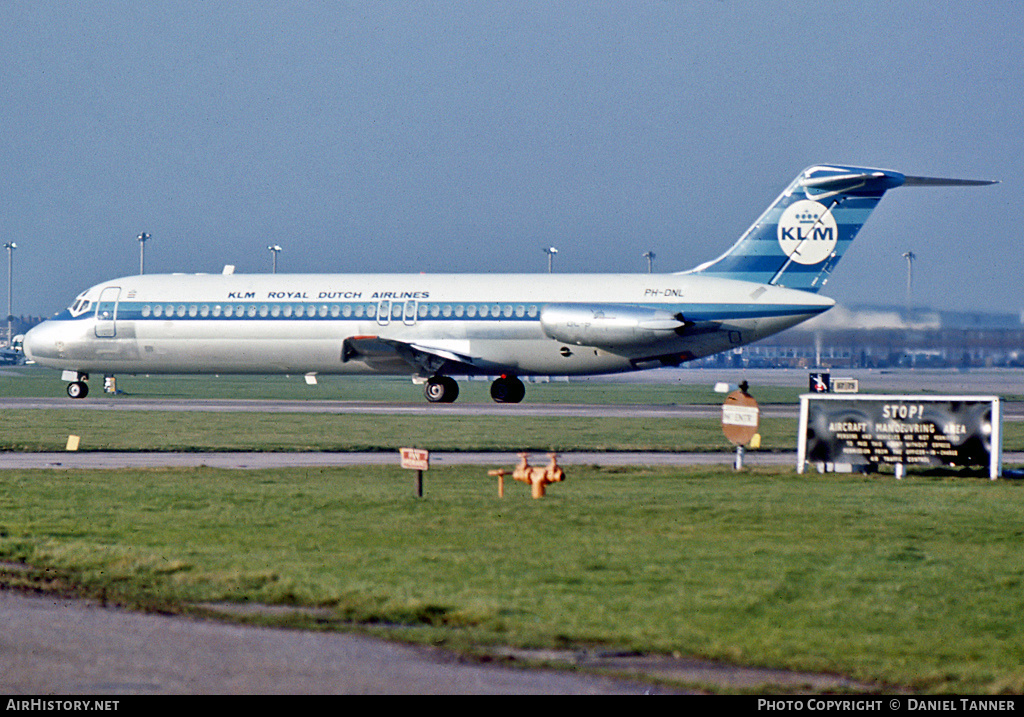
[61,371,90,399]
[66,380,89,399]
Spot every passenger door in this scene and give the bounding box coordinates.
[94,286,121,338]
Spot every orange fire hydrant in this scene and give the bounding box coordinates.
[506,452,567,498]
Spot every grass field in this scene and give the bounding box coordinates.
[4,408,1023,455]
[0,366,807,404]
[2,464,1023,694]
[0,409,804,453]
[3,366,1023,693]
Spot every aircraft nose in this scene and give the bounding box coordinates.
[22,321,62,362]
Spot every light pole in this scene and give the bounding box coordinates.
[902,250,916,312]
[268,245,282,273]
[137,232,150,274]
[642,250,656,273]
[543,246,558,273]
[3,241,15,346]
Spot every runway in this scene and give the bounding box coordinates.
[0,450,802,470]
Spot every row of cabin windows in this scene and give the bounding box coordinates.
[136,303,541,320]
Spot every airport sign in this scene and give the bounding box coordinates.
[722,388,760,447]
[399,447,430,471]
[797,394,1002,479]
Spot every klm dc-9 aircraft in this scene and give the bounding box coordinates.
[23,165,995,403]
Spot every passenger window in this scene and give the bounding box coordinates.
[441,305,452,318]
[153,305,163,317]
[479,305,489,317]
[330,305,340,318]
[354,304,364,318]
[189,305,198,317]
[342,305,352,318]
[176,305,187,318]
[528,305,538,318]
[466,305,477,317]
[270,305,281,318]
[141,305,152,317]
[430,304,440,318]
[503,305,513,317]
[515,305,525,318]
[200,305,210,318]
[367,304,376,318]
[259,305,269,317]
[454,305,464,317]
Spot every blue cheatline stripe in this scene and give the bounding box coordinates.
[61,300,828,326]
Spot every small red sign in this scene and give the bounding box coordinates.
[399,447,429,471]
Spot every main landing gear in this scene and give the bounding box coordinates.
[489,375,525,403]
[424,375,460,403]
[423,374,527,404]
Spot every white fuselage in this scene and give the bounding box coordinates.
[24,272,833,379]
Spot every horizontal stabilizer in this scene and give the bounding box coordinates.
[902,175,999,187]
[799,171,888,192]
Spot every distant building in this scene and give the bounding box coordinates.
[693,304,1024,370]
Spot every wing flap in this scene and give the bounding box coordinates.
[341,336,476,375]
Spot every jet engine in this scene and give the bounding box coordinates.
[539,303,687,349]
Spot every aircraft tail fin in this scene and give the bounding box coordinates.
[684,165,997,292]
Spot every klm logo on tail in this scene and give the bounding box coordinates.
[777,200,838,266]
[685,165,997,292]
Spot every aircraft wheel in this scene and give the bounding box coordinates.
[490,376,525,403]
[424,376,459,403]
[67,381,89,399]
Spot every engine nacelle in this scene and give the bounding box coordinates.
[540,303,686,349]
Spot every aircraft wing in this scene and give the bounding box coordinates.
[341,335,476,375]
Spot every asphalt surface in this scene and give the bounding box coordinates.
[0,449,802,470]
[0,590,679,695]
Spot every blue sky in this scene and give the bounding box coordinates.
[2,1,1019,317]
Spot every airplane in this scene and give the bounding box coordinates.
[23,165,996,402]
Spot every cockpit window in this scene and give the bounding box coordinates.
[68,297,92,317]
